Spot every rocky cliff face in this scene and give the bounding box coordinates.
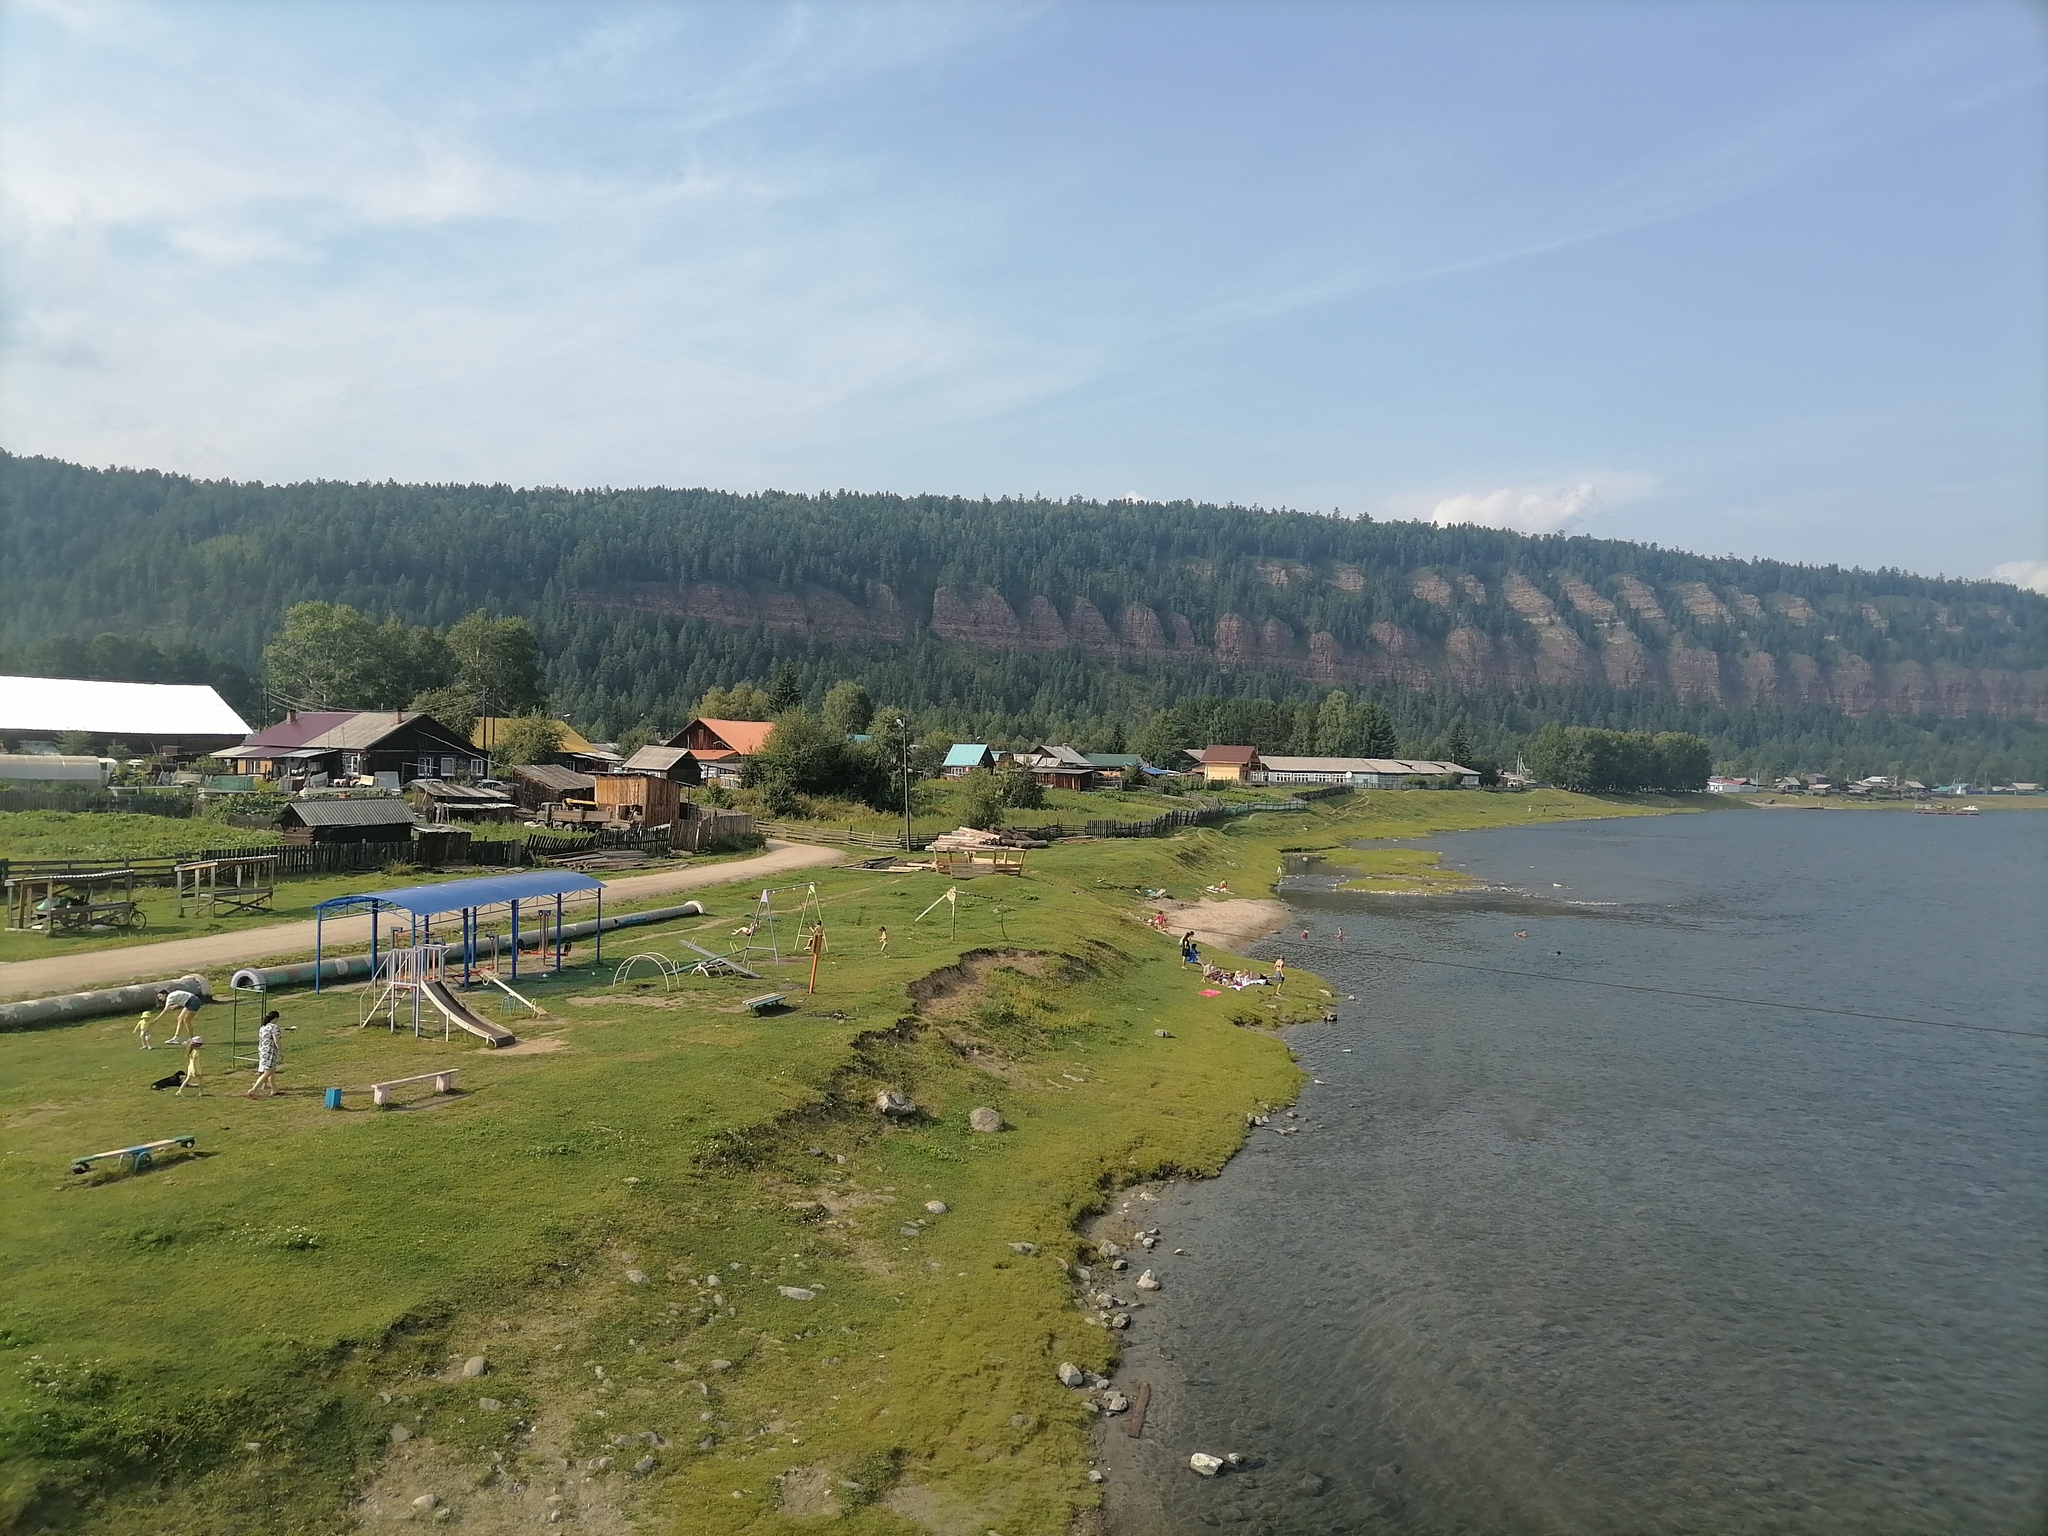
[578,566,2048,722]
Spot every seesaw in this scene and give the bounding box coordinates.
[71,1136,196,1175]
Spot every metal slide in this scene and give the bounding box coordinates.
[419,979,517,1048]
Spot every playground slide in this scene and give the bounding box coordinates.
[419,980,516,1048]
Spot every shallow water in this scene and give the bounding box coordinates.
[1101,809,2046,1535]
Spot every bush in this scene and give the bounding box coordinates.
[998,766,1044,809]
[958,771,1006,830]
[743,710,895,810]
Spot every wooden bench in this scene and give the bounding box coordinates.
[370,1070,460,1107]
[741,994,786,1015]
[71,1135,194,1175]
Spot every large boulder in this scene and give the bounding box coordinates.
[968,1106,1005,1133]
[874,1089,917,1117]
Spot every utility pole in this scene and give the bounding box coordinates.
[896,717,912,851]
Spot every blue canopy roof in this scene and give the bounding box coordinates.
[942,743,993,767]
[314,869,603,917]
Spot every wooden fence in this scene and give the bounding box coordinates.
[0,788,198,817]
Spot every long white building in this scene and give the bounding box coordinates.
[0,675,251,758]
[1253,755,1480,787]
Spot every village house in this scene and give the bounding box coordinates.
[1013,744,1099,792]
[619,745,704,785]
[664,718,776,784]
[1185,745,1262,784]
[509,763,597,813]
[941,743,996,778]
[224,711,482,788]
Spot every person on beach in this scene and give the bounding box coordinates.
[174,1035,204,1096]
[134,1009,155,1050]
[1181,931,1201,967]
[877,926,888,953]
[1273,955,1286,988]
[155,987,205,1042]
[245,1011,282,1099]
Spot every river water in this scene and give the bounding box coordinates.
[1100,808,2046,1534]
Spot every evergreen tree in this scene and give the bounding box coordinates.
[768,662,804,715]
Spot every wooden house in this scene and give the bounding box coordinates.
[665,718,775,783]
[620,745,703,785]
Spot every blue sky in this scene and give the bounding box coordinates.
[1,0,2042,585]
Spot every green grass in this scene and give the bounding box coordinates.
[0,811,281,863]
[1321,846,1479,893]
[0,789,1687,1532]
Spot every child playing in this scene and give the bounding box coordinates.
[878,926,889,953]
[134,1009,155,1050]
[174,1035,204,1096]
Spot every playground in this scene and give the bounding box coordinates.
[0,789,1678,1535]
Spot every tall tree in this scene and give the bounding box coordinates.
[768,662,804,715]
[447,611,544,713]
[822,679,874,737]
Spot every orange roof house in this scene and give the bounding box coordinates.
[666,718,776,780]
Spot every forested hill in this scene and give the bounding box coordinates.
[4,452,2046,762]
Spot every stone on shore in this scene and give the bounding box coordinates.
[1135,1270,1161,1291]
[625,1269,650,1285]
[1057,1362,1086,1387]
[1189,1453,1225,1477]
[968,1106,1005,1133]
[1008,1241,1037,1255]
[925,1200,948,1214]
[389,1424,413,1444]
[875,1090,917,1117]
[777,1286,817,1301]
[460,1356,489,1377]
[1101,1392,1130,1414]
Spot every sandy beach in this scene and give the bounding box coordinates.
[1152,896,1291,952]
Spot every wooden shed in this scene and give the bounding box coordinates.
[278,798,418,845]
[590,773,681,827]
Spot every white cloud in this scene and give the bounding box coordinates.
[1428,480,1599,535]
[1990,559,2048,594]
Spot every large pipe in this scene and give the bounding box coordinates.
[0,973,211,1032]
[228,900,707,993]
[508,900,704,952]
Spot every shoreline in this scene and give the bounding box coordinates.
[2,790,1700,1532]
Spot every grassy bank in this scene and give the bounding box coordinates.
[0,790,1690,1533]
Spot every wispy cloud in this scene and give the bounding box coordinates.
[1990,559,2048,594]
[1428,481,1598,536]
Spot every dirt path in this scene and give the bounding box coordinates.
[0,841,844,1000]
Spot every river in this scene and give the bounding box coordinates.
[1099,807,2046,1534]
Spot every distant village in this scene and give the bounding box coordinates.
[0,673,1502,847]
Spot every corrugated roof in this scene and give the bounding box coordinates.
[1196,745,1260,765]
[1084,754,1144,769]
[409,778,515,803]
[234,711,361,752]
[512,764,595,793]
[0,675,250,738]
[622,746,696,772]
[315,869,604,917]
[282,798,419,827]
[683,718,776,755]
[294,711,473,752]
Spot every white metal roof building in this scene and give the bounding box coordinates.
[0,675,251,756]
[1255,755,1480,787]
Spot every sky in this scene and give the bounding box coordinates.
[1,0,2043,587]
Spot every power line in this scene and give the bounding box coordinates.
[1298,945,2047,1042]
